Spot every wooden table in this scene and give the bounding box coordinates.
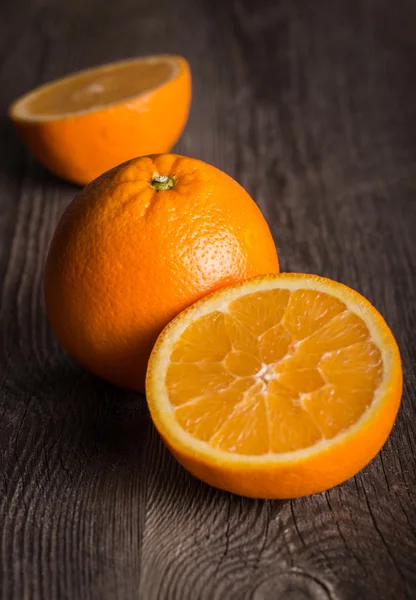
[1,0,415,598]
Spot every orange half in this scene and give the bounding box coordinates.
[146,274,402,499]
[9,55,191,185]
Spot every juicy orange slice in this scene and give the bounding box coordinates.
[146,274,402,498]
[9,55,191,185]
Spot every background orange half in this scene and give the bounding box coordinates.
[8,55,191,185]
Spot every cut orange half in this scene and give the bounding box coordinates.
[146,274,402,499]
[9,55,191,185]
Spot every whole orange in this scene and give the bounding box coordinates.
[44,154,279,391]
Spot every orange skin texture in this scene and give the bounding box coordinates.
[10,57,191,185]
[44,154,280,392]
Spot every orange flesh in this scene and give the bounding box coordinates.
[22,59,175,117]
[167,289,383,455]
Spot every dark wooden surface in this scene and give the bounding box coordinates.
[1,0,416,598]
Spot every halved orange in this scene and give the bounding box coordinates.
[8,55,191,185]
[146,274,402,499]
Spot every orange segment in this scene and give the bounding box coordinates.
[224,351,262,377]
[302,386,372,438]
[224,314,260,357]
[275,349,321,372]
[146,273,402,499]
[266,390,322,452]
[320,341,383,390]
[210,383,269,455]
[166,362,234,406]
[277,368,326,394]
[282,289,346,340]
[300,310,370,354]
[170,312,231,363]
[258,324,292,363]
[229,289,290,336]
[9,55,191,185]
[175,378,255,442]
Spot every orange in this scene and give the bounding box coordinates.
[8,55,191,185]
[146,273,402,499]
[44,154,279,392]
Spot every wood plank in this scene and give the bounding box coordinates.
[0,0,415,598]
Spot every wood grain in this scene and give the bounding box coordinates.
[1,0,415,598]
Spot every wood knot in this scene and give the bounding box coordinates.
[251,570,335,600]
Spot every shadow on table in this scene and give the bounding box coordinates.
[132,414,289,535]
[45,360,288,518]
[0,115,78,189]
